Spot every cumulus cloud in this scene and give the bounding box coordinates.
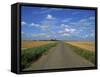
[61,24,69,28]
[46,14,55,20]
[30,23,40,27]
[57,27,76,37]
[30,23,35,26]
[29,22,50,31]
[21,21,27,25]
[65,28,76,33]
[57,23,77,37]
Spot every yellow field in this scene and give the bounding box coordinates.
[21,40,55,49]
[66,41,95,52]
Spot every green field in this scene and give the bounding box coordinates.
[66,43,95,64]
[21,43,57,69]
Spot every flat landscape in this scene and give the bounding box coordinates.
[21,40,57,69]
[21,41,95,71]
[21,7,96,71]
[21,40,55,49]
[66,41,95,52]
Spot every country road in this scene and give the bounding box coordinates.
[25,41,94,70]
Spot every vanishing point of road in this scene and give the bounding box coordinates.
[26,41,94,70]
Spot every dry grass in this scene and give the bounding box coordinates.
[66,41,95,52]
[21,40,55,49]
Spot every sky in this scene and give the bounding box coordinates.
[21,6,95,41]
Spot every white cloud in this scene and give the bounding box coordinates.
[70,18,92,27]
[29,22,50,31]
[62,33,70,36]
[65,28,76,33]
[57,27,76,37]
[46,14,55,20]
[30,23,40,27]
[61,24,69,28]
[65,28,70,32]
[70,29,76,32]
[79,19,87,23]
[30,23,35,26]
[83,34,89,38]
[21,21,27,25]
[57,25,76,37]
[90,32,95,37]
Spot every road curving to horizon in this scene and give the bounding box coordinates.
[25,41,95,71]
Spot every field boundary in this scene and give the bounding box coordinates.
[66,43,95,64]
[21,43,57,70]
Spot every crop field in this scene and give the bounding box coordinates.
[21,41,96,71]
[66,41,95,52]
[21,40,55,49]
[65,42,95,64]
[21,41,57,69]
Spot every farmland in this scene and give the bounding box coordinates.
[21,41,57,69]
[65,41,95,64]
[22,41,95,71]
[21,41,95,70]
[21,40,55,49]
[66,41,95,52]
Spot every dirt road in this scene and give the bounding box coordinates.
[25,41,94,70]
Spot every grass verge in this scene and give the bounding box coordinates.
[66,43,95,64]
[21,43,57,69]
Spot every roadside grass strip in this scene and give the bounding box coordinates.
[21,43,57,69]
[66,43,95,64]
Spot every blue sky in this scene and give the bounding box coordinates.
[21,6,95,41]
